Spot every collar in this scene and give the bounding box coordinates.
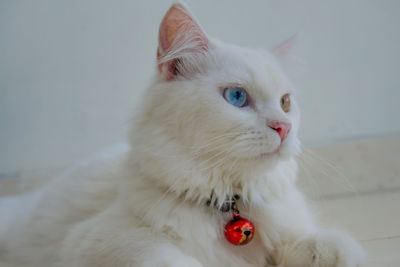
[206,194,240,212]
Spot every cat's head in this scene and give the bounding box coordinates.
[131,3,301,201]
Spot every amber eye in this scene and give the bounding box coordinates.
[280,93,291,112]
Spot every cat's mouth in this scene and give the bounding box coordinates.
[253,142,290,160]
[254,148,280,160]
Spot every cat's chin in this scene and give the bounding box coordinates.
[255,151,277,160]
[252,145,294,163]
[242,150,280,168]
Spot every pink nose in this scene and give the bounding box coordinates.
[268,121,291,142]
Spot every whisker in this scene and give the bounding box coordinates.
[299,145,359,199]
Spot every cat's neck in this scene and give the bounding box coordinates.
[121,145,298,210]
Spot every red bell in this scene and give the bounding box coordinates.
[224,211,254,245]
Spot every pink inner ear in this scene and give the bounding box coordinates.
[157,3,209,80]
[271,35,297,59]
[159,6,189,54]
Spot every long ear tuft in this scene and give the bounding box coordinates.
[157,3,210,80]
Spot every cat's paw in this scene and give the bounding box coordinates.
[283,229,366,267]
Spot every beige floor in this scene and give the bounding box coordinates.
[298,137,400,267]
[1,137,399,266]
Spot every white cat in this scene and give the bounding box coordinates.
[0,3,366,267]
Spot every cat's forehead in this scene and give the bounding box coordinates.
[209,43,292,97]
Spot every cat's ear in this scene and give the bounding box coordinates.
[271,35,297,60]
[271,35,304,79]
[157,3,210,80]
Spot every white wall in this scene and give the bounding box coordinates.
[1,0,399,175]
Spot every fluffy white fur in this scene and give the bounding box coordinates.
[0,3,366,267]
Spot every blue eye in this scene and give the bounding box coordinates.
[222,87,248,107]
